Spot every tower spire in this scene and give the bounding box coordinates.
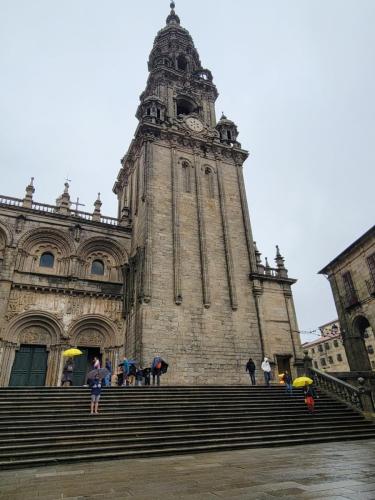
[166,0,180,25]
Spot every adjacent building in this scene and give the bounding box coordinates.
[303,319,375,373]
[319,226,375,372]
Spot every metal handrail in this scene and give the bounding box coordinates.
[309,367,363,411]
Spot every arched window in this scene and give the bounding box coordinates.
[182,161,191,193]
[39,252,55,268]
[176,98,196,116]
[177,55,187,71]
[91,259,105,275]
[205,167,215,199]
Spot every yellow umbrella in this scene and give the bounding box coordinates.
[293,376,313,388]
[63,348,83,357]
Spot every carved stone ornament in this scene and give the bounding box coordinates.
[20,327,51,345]
[76,330,103,346]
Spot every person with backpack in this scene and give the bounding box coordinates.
[245,358,256,385]
[151,355,167,386]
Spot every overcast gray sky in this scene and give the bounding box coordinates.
[1,0,374,341]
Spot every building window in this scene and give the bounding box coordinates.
[337,354,343,362]
[320,358,327,367]
[39,252,55,268]
[313,361,318,369]
[325,342,330,350]
[342,270,358,304]
[328,356,334,364]
[91,259,105,276]
[367,345,374,355]
[177,54,187,71]
[311,348,315,354]
[205,167,215,199]
[367,253,375,281]
[371,361,375,369]
[318,345,323,352]
[182,161,191,193]
[333,340,339,348]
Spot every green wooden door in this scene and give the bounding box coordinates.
[9,345,48,386]
[72,347,102,386]
[72,348,89,386]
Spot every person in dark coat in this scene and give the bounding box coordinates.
[283,370,292,395]
[143,367,151,386]
[151,356,168,386]
[245,358,256,385]
[61,358,74,387]
[104,359,112,387]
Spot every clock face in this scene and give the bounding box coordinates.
[186,117,204,132]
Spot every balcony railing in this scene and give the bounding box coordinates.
[0,195,23,207]
[344,291,360,309]
[0,194,122,227]
[309,367,363,411]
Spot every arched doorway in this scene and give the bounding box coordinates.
[9,327,50,386]
[5,312,62,387]
[72,330,104,386]
[68,316,120,386]
[345,315,373,371]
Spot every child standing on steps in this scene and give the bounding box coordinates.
[303,383,317,413]
[90,375,102,415]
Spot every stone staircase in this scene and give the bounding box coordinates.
[0,385,374,469]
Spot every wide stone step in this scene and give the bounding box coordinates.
[0,417,368,444]
[0,385,370,470]
[0,406,354,424]
[1,412,362,436]
[0,400,343,414]
[0,407,352,425]
[0,421,371,453]
[0,427,373,462]
[2,431,373,470]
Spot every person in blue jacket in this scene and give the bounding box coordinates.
[151,355,168,386]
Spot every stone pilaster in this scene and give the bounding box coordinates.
[216,157,238,310]
[236,164,257,273]
[194,153,210,308]
[171,147,182,305]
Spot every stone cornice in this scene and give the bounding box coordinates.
[249,272,297,286]
[115,122,249,186]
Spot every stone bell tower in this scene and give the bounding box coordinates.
[113,2,303,384]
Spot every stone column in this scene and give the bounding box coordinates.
[0,341,17,387]
[45,345,64,386]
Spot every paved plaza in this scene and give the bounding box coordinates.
[1,440,375,499]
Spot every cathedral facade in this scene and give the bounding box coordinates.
[0,3,303,386]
